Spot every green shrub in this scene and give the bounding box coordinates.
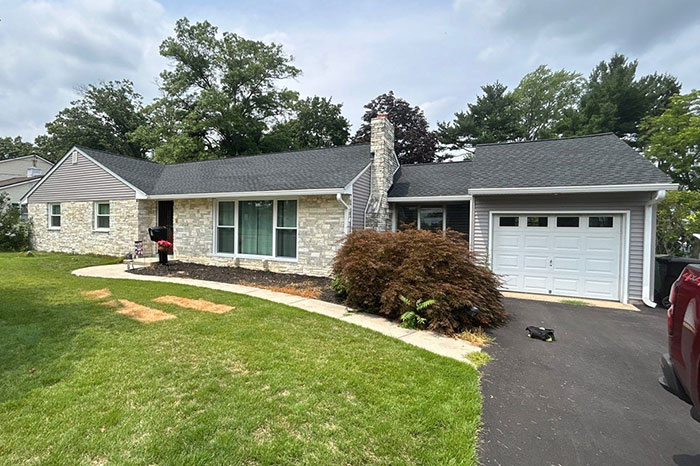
[0,194,31,252]
[399,295,433,329]
[332,229,506,334]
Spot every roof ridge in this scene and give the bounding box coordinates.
[75,146,162,165]
[165,143,371,167]
[400,160,473,167]
[476,133,615,147]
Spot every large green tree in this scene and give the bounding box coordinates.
[262,96,350,152]
[640,90,700,191]
[133,18,301,163]
[571,53,680,139]
[656,190,700,256]
[438,82,521,156]
[352,91,437,164]
[36,80,147,162]
[512,65,584,140]
[0,137,36,160]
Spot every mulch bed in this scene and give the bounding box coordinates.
[128,261,342,304]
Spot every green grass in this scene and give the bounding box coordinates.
[466,352,493,368]
[559,299,590,306]
[0,253,481,465]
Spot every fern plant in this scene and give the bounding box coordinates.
[399,295,435,329]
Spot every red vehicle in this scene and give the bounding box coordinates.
[661,264,700,421]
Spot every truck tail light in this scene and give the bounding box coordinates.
[668,305,674,335]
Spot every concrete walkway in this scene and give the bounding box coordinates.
[72,263,481,363]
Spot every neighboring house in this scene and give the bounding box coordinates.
[22,115,676,306]
[0,155,53,205]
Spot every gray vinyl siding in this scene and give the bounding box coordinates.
[472,192,654,301]
[27,152,136,203]
[351,166,371,230]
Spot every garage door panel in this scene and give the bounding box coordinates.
[587,237,618,252]
[524,235,549,249]
[493,214,623,302]
[552,277,580,294]
[495,234,521,248]
[523,255,548,270]
[553,257,580,273]
[585,258,617,274]
[522,275,549,292]
[584,280,619,298]
[553,236,582,251]
[494,254,519,268]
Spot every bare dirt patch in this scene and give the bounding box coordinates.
[129,261,340,304]
[116,299,176,323]
[99,300,120,308]
[81,289,112,300]
[238,281,321,299]
[153,295,233,314]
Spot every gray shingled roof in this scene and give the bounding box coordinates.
[0,176,41,188]
[80,144,371,195]
[388,161,472,197]
[470,133,673,189]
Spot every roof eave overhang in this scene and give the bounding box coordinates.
[0,178,41,190]
[388,195,472,202]
[146,187,346,200]
[468,183,679,195]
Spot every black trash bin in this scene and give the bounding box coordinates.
[148,226,170,265]
[655,255,700,307]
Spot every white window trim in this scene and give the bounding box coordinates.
[212,198,299,262]
[48,203,61,230]
[93,201,111,232]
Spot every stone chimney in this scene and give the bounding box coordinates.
[365,113,399,231]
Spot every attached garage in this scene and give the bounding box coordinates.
[387,133,677,306]
[491,213,627,301]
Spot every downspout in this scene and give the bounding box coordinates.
[336,193,350,235]
[642,190,666,308]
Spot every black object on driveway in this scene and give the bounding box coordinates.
[655,255,700,308]
[526,326,555,341]
[480,298,700,466]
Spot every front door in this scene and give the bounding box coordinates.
[158,201,174,253]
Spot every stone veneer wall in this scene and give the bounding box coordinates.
[137,200,158,256]
[172,195,348,277]
[28,200,147,256]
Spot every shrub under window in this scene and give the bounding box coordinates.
[333,229,506,334]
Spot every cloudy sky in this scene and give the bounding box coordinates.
[1,0,700,141]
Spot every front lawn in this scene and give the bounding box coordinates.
[0,253,481,465]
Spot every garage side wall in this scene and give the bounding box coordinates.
[472,192,653,300]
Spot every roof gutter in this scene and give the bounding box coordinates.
[642,190,667,308]
[147,188,345,200]
[468,183,678,195]
[388,195,472,202]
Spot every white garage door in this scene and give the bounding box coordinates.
[492,214,623,301]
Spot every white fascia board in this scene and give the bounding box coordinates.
[343,163,371,193]
[388,195,472,202]
[469,183,679,195]
[148,187,345,200]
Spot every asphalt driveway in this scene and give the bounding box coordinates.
[480,298,700,466]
